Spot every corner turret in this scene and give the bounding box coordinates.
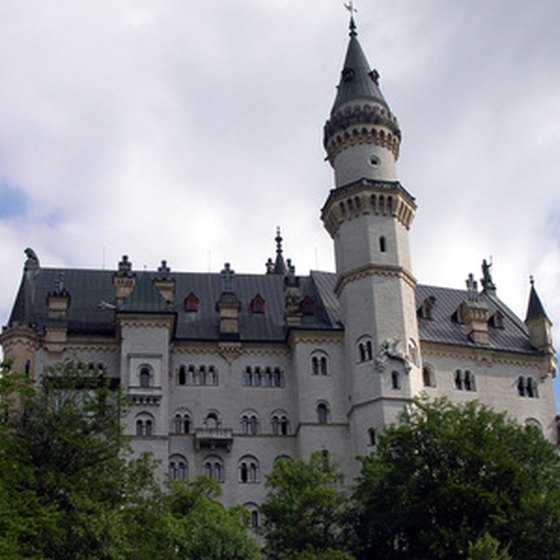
[525,277,555,358]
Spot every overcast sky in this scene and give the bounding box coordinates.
[1,1,559,393]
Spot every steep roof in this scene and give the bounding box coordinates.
[525,281,549,322]
[4,267,536,354]
[331,21,389,113]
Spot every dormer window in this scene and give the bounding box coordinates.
[418,296,436,321]
[452,302,468,324]
[488,310,505,329]
[300,295,315,316]
[184,292,199,313]
[250,294,266,314]
[342,67,355,82]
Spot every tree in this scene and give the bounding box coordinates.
[351,397,560,560]
[467,533,512,560]
[0,359,260,559]
[150,478,260,560]
[0,358,157,559]
[260,452,353,559]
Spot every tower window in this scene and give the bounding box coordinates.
[379,236,387,253]
[139,366,151,388]
[316,402,330,424]
[391,371,401,390]
[369,155,380,167]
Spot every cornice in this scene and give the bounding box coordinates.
[287,330,344,347]
[335,264,417,296]
[321,178,416,236]
[420,341,545,369]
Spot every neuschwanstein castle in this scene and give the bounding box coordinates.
[1,17,557,522]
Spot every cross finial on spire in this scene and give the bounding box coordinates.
[530,275,535,287]
[344,1,357,35]
[275,226,283,256]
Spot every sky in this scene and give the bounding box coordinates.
[1,1,559,394]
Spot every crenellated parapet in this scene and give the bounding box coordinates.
[324,103,401,163]
[321,178,416,237]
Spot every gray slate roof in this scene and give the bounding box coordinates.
[6,267,536,354]
[331,25,389,113]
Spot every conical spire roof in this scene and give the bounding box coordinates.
[525,278,549,322]
[331,19,389,113]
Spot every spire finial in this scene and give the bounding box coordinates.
[530,275,535,287]
[275,226,283,256]
[344,1,358,36]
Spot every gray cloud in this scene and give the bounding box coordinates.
[1,1,559,396]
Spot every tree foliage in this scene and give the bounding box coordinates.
[351,397,560,560]
[0,359,258,559]
[260,452,353,559]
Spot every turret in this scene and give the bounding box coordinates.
[321,17,422,467]
[525,278,555,357]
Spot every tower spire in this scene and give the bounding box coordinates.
[274,227,287,275]
[344,1,358,36]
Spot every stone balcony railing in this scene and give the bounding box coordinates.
[194,427,233,451]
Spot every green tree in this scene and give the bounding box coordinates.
[150,478,260,560]
[260,452,353,559]
[468,533,512,560]
[351,397,560,560]
[0,359,259,559]
[0,358,157,559]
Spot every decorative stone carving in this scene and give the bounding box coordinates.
[374,337,411,373]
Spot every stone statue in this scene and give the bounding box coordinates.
[481,258,496,291]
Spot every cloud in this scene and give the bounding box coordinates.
[0,1,559,397]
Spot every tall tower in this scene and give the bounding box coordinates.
[321,17,422,463]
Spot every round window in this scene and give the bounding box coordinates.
[369,155,380,167]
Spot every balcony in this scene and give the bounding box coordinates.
[194,427,233,451]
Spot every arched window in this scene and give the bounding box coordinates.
[205,412,219,429]
[139,366,151,388]
[357,337,373,363]
[391,371,401,390]
[242,413,259,436]
[254,368,262,387]
[178,365,186,385]
[525,418,543,433]
[454,369,463,390]
[244,367,252,386]
[464,370,476,392]
[311,351,329,376]
[271,411,289,436]
[173,412,191,434]
[251,510,259,529]
[169,455,188,481]
[135,413,155,437]
[238,456,260,484]
[203,456,224,483]
[264,367,273,387]
[422,364,436,387]
[199,366,206,386]
[368,427,377,446]
[317,402,330,425]
[525,376,539,399]
[244,503,260,529]
[517,376,526,397]
[273,367,282,387]
[208,366,217,386]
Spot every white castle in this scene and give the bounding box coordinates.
[1,17,557,527]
